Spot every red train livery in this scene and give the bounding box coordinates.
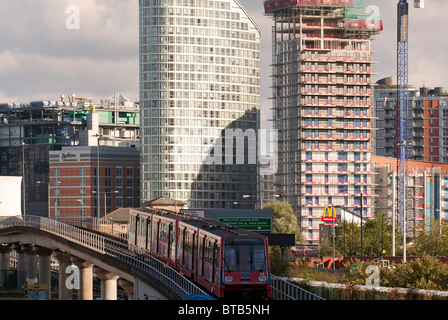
[128,208,272,299]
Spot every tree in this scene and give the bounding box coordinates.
[335,220,361,256]
[263,201,303,244]
[409,220,448,256]
[335,213,397,257]
[363,213,395,257]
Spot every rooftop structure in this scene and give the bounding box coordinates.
[0,93,140,217]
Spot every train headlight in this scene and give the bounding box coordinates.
[258,275,267,282]
[224,276,233,283]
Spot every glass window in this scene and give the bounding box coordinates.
[223,238,266,272]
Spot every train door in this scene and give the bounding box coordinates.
[212,241,220,286]
[198,235,205,278]
[178,226,184,266]
[183,229,196,272]
[145,216,151,251]
[134,215,139,247]
[191,231,196,275]
[168,223,176,261]
[198,235,219,285]
[152,219,160,255]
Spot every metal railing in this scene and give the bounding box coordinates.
[0,216,206,300]
[54,216,129,242]
[1,216,325,300]
[271,275,325,300]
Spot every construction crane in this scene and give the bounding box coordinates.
[396,0,424,263]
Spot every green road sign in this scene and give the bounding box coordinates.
[218,217,272,232]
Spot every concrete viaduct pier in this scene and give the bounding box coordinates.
[0,243,137,300]
[0,217,202,300]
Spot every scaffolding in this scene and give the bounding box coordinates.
[266,0,381,243]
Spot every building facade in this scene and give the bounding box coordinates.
[265,0,382,244]
[49,146,140,218]
[139,0,261,209]
[0,93,140,217]
[374,78,448,163]
[373,156,448,238]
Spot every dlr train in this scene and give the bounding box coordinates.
[128,208,272,299]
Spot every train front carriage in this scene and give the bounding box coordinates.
[220,236,271,299]
[129,208,272,300]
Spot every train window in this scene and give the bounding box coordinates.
[223,238,267,272]
[130,215,136,233]
[139,217,147,236]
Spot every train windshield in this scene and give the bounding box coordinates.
[223,238,267,272]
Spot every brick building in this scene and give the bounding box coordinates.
[49,146,140,218]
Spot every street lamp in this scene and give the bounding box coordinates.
[37,181,50,217]
[93,134,102,219]
[77,199,84,216]
[360,192,363,261]
[92,190,119,217]
[21,142,26,217]
[38,180,61,218]
[242,194,256,209]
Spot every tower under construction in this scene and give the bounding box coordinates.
[264,0,382,244]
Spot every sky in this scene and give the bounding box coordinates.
[0,0,447,124]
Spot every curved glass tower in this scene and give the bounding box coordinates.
[139,0,261,209]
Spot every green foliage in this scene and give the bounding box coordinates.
[268,248,289,275]
[335,212,399,257]
[342,256,448,291]
[263,201,303,244]
[408,220,448,257]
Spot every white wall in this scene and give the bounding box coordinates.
[0,176,22,216]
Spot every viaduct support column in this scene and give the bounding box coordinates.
[94,267,119,300]
[0,244,12,270]
[53,250,72,300]
[0,245,12,288]
[12,243,26,290]
[22,244,38,284]
[71,258,94,300]
[118,279,134,300]
[33,246,53,294]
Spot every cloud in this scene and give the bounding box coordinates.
[0,0,138,102]
[0,50,138,100]
[0,0,447,107]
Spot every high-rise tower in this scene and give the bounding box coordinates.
[139,0,261,209]
[264,0,382,244]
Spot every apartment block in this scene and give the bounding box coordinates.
[373,156,448,238]
[374,77,448,163]
[265,0,382,244]
[139,0,261,209]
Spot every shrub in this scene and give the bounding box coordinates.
[341,256,448,291]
